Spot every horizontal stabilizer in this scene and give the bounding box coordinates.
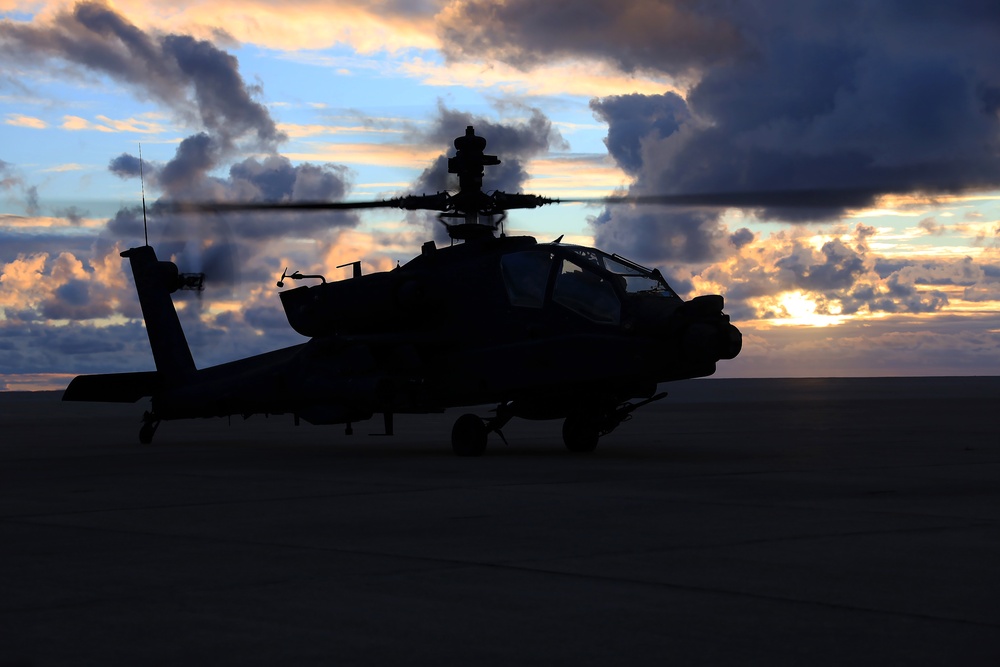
[63,371,161,403]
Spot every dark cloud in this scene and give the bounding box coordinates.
[691,225,983,320]
[104,147,358,283]
[157,133,220,194]
[0,160,41,216]
[41,278,115,320]
[444,1,1000,264]
[0,2,285,151]
[590,205,729,265]
[161,33,282,148]
[0,230,95,262]
[413,103,567,194]
[108,153,142,179]
[406,103,566,242]
[229,155,353,204]
[438,0,746,76]
[0,4,365,379]
[775,238,865,292]
[0,159,21,190]
[591,93,690,176]
[0,320,152,375]
[729,228,754,249]
[24,185,39,216]
[53,206,89,225]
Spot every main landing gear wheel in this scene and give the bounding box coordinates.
[563,414,600,453]
[452,413,488,457]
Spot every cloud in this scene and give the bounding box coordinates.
[41,163,86,173]
[101,148,360,292]
[438,0,745,76]
[5,113,47,128]
[681,224,1000,323]
[0,5,372,377]
[60,114,167,133]
[411,102,567,194]
[522,154,628,199]
[39,0,445,53]
[0,2,284,151]
[0,159,21,190]
[0,248,129,324]
[439,2,1000,266]
[398,54,679,98]
[0,159,41,216]
[720,314,1000,378]
[400,102,566,242]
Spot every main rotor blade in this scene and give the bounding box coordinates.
[164,199,407,213]
[162,186,906,216]
[560,187,888,209]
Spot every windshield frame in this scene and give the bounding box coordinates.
[559,245,677,297]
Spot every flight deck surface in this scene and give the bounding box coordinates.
[2,377,999,664]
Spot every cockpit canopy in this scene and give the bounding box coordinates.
[500,244,677,324]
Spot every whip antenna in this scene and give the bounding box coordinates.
[139,143,148,246]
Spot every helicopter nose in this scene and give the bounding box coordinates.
[681,320,741,362]
[720,322,742,360]
[675,295,742,362]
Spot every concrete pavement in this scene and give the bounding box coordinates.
[1,377,999,665]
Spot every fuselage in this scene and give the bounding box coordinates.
[65,236,741,428]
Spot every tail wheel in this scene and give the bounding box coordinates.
[452,413,488,457]
[563,414,600,453]
[139,412,159,445]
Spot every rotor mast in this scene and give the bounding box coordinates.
[448,126,500,228]
[428,126,555,241]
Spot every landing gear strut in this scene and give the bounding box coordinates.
[562,392,669,454]
[138,411,160,444]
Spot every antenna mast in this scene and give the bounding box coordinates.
[138,143,148,247]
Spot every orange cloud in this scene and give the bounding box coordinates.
[284,141,442,168]
[5,113,47,129]
[30,0,441,52]
[524,156,629,198]
[61,114,167,133]
[399,56,681,98]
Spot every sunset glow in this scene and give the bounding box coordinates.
[2,1,999,388]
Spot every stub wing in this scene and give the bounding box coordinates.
[63,371,160,403]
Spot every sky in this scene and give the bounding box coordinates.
[1,0,999,390]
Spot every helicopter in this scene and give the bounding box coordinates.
[63,126,743,456]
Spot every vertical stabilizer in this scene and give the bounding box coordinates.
[121,246,196,380]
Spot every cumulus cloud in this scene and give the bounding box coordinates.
[412,101,567,193]
[0,247,130,324]
[685,224,997,322]
[0,2,285,152]
[0,1,364,299]
[405,102,567,242]
[0,3,368,378]
[439,2,1000,265]
[438,0,745,76]
[102,149,360,291]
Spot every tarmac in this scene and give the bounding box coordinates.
[1,376,999,665]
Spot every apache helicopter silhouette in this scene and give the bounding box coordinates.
[64,126,742,455]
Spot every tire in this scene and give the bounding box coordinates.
[563,414,600,453]
[452,413,487,457]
